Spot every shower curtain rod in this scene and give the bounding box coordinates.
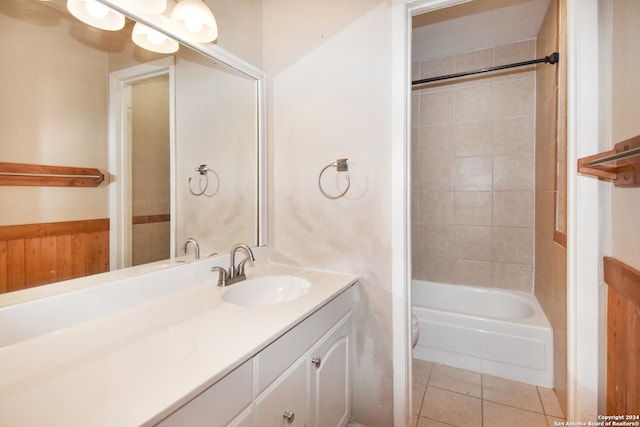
[412,52,559,86]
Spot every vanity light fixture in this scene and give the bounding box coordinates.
[115,0,167,15]
[66,0,125,31]
[64,0,219,53]
[132,22,179,54]
[170,0,218,43]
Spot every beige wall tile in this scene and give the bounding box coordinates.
[456,47,494,73]
[493,154,534,191]
[420,90,454,126]
[535,190,555,239]
[147,222,171,261]
[420,124,455,158]
[411,92,420,129]
[454,156,493,191]
[419,225,455,259]
[455,84,493,122]
[493,227,534,264]
[419,56,455,80]
[494,262,533,292]
[131,225,147,266]
[454,259,493,287]
[551,242,568,332]
[455,120,492,157]
[417,256,457,283]
[494,191,534,227]
[495,40,536,65]
[411,191,421,225]
[131,222,170,266]
[412,61,420,81]
[535,230,553,287]
[553,329,568,415]
[492,117,534,155]
[455,225,493,261]
[419,191,454,225]
[493,78,535,118]
[421,158,454,191]
[454,191,492,226]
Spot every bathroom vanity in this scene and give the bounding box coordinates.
[0,258,357,426]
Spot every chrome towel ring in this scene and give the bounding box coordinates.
[318,158,350,199]
[188,164,220,197]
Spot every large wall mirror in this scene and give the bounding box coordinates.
[0,0,265,295]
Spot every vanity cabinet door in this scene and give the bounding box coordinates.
[254,356,308,427]
[226,406,252,427]
[308,313,352,427]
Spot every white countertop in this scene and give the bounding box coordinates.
[0,263,357,426]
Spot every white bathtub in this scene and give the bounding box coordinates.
[412,280,553,387]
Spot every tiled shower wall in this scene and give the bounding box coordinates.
[131,76,171,266]
[411,40,536,292]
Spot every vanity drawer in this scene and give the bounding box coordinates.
[254,355,308,427]
[156,359,253,427]
[255,287,353,394]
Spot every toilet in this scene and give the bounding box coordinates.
[411,314,420,348]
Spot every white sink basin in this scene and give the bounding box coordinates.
[222,275,311,307]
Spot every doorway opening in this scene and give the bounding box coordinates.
[108,59,176,269]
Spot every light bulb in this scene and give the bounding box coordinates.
[67,0,125,31]
[170,0,217,42]
[132,22,179,53]
[146,28,166,45]
[184,17,203,33]
[86,0,109,19]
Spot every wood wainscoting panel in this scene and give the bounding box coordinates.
[605,256,640,414]
[0,219,109,293]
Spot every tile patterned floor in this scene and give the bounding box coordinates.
[412,359,566,427]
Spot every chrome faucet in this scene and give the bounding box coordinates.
[212,243,255,287]
[183,238,200,260]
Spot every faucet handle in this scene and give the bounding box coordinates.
[211,266,227,287]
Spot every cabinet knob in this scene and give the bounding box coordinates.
[283,411,295,423]
[311,357,321,368]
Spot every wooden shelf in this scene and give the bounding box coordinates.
[578,135,640,186]
[0,162,104,187]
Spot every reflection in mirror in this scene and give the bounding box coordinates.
[0,0,260,294]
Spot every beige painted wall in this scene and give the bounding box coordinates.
[206,0,263,67]
[263,0,394,424]
[610,0,640,269]
[411,39,537,293]
[0,0,109,225]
